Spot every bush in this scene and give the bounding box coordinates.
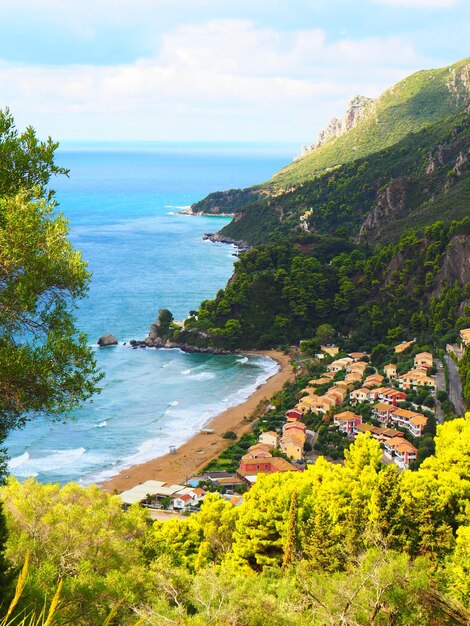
[222,431,237,440]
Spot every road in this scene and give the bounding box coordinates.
[445,355,466,416]
[435,361,446,423]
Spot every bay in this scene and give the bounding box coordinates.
[6,141,297,484]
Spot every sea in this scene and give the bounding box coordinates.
[5,141,298,485]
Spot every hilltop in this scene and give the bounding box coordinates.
[190,57,470,247]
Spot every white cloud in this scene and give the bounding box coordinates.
[0,19,428,141]
[372,0,455,8]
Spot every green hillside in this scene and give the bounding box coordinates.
[277,57,470,185]
[219,110,470,246]
[191,57,470,248]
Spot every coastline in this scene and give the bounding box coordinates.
[98,350,293,491]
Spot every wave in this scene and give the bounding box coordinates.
[97,421,108,428]
[164,205,190,210]
[237,356,249,364]
[8,451,30,470]
[10,447,87,478]
[187,372,216,381]
[181,369,191,375]
[168,400,179,406]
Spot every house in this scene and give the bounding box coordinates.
[286,409,303,421]
[172,493,195,509]
[383,364,397,379]
[245,443,272,458]
[279,434,304,460]
[259,431,280,449]
[308,376,332,385]
[389,408,427,437]
[354,423,404,444]
[347,361,367,375]
[372,402,397,424]
[327,357,353,372]
[345,372,363,384]
[349,388,370,404]
[414,352,433,369]
[348,352,369,361]
[363,374,385,388]
[325,386,348,405]
[394,340,415,354]
[460,328,470,346]
[334,411,362,436]
[384,437,418,469]
[321,345,340,357]
[204,472,245,491]
[378,388,407,406]
[309,394,337,414]
[238,451,301,478]
[284,420,307,435]
[398,369,436,390]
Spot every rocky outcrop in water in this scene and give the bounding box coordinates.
[97,334,118,347]
[203,232,251,250]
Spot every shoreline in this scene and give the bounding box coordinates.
[98,350,293,492]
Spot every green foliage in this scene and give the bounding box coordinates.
[1,416,470,623]
[459,346,470,407]
[168,217,469,352]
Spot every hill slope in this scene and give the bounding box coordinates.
[191,57,470,247]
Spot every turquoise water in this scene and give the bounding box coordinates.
[6,141,297,484]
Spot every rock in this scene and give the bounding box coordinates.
[295,94,374,159]
[97,334,118,347]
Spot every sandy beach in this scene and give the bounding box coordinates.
[99,350,293,491]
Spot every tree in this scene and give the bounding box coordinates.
[0,109,102,442]
[0,109,102,597]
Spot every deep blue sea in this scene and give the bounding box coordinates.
[6,141,298,484]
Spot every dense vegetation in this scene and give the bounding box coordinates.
[192,59,470,248]
[162,218,470,351]
[1,416,470,624]
[0,109,102,599]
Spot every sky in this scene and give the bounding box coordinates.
[0,0,468,142]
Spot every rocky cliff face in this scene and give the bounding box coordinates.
[358,178,411,241]
[297,95,374,159]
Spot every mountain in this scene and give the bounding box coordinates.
[190,57,470,247]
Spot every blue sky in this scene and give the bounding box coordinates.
[0,0,468,141]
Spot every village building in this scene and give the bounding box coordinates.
[460,328,470,346]
[353,423,404,444]
[389,408,428,437]
[259,431,280,449]
[349,387,370,404]
[363,373,385,388]
[398,369,436,390]
[321,345,340,357]
[384,437,418,469]
[327,357,353,372]
[333,411,362,436]
[414,352,433,369]
[372,402,397,424]
[348,352,369,361]
[394,340,415,354]
[286,409,303,421]
[384,363,397,379]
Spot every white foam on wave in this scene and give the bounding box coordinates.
[237,356,249,364]
[181,369,191,375]
[164,205,190,210]
[97,421,108,428]
[8,451,30,470]
[78,355,279,486]
[188,372,216,381]
[10,447,87,478]
[162,363,171,368]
